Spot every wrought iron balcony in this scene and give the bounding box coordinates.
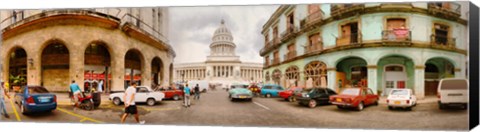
[284,51,297,61]
[281,25,299,41]
[259,37,281,55]
[330,4,365,18]
[272,58,281,65]
[301,10,324,29]
[427,2,461,18]
[430,34,456,48]
[336,33,362,46]
[304,42,323,54]
[382,29,411,43]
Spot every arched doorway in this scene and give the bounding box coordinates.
[285,66,299,88]
[41,41,70,91]
[304,61,327,88]
[424,58,455,95]
[151,57,163,88]
[8,47,27,91]
[84,42,111,93]
[272,69,281,85]
[124,49,144,89]
[335,57,367,92]
[377,55,414,96]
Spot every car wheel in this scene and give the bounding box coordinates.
[336,105,343,109]
[463,104,468,110]
[406,107,412,111]
[20,104,27,114]
[113,97,122,106]
[308,100,317,108]
[388,106,393,110]
[439,102,445,110]
[357,102,364,111]
[84,100,94,111]
[266,94,272,98]
[173,95,180,101]
[288,96,295,102]
[147,98,156,106]
[374,100,379,106]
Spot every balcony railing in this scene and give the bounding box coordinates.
[301,10,324,28]
[330,4,365,18]
[272,58,280,65]
[336,33,362,46]
[121,13,169,44]
[260,37,281,54]
[430,34,456,48]
[284,51,297,61]
[428,2,461,15]
[382,29,411,42]
[281,25,299,40]
[305,42,323,53]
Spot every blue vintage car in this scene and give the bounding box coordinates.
[260,84,285,98]
[228,84,253,101]
[14,86,57,114]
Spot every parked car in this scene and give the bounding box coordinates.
[109,86,165,106]
[248,84,261,96]
[160,88,184,100]
[387,89,417,110]
[188,80,209,92]
[279,86,304,102]
[14,86,57,114]
[260,84,285,98]
[437,78,468,110]
[297,87,337,108]
[228,85,253,101]
[329,87,379,111]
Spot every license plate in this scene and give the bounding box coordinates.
[239,96,246,98]
[38,97,51,103]
[336,98,342,102]
[394,101,400,104]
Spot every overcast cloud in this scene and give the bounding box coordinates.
[168,5,278,64]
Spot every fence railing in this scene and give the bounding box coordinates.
[301,10,324,28]
[284,51,297,61]
[336,33,361,46]
[382,29,411,42]
[305,42,323,53]
[430,34,456,48]
[281,25,299,39]
[428,2,461,15]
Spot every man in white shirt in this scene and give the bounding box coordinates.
[120,82,145,124]
[97,80,103,93]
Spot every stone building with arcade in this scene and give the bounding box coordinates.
[260,2,469,99]
[0,8,175,92]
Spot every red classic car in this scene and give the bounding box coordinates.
[279,87,304,102]
[161,88,184,100]
[248,84,261,96]
[329,87,379,111]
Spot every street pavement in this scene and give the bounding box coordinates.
[0,90,468,131]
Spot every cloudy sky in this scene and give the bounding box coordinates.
[168,5,279,64]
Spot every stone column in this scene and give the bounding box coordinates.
[414,65,425,100]
[367,65,378,94]
[326,67,337,92]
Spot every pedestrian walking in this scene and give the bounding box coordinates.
[194,84,200,100]
[121,82,145,124]
[0,81,11,120]
[69,80,82,109]
[183,84,191,107]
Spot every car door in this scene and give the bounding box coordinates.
[135,87,149,103]
[360,89,368,104]
[274,86,283,96]
[317,89,330,104]
[261,86,272,95]
[365,88,376,105]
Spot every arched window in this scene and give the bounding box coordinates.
[272,69,282,84]
[265,71,270,81]
[304,61,327,87]
[285,66,299,80]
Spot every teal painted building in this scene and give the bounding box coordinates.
[260,2,469,99]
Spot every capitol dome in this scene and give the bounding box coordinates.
[210,19,236,56]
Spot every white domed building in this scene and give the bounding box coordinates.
[174,19,263,86]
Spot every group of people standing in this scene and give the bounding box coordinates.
[179,84,201,108]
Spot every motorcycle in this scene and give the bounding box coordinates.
[69,92,95,111]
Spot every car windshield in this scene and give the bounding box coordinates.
[29,87,49,94]
[231,85,247,89]
[390,90,408,95]
[341,88,360,96]
[441,80,468,90]
[308,88,317,94]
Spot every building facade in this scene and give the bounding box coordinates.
[260,2,469,99]
[174,20,263,85]
[0,8,175,92]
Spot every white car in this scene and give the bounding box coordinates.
[386,89,416,110]
[109,86,165,106]
[437,78,468,110]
